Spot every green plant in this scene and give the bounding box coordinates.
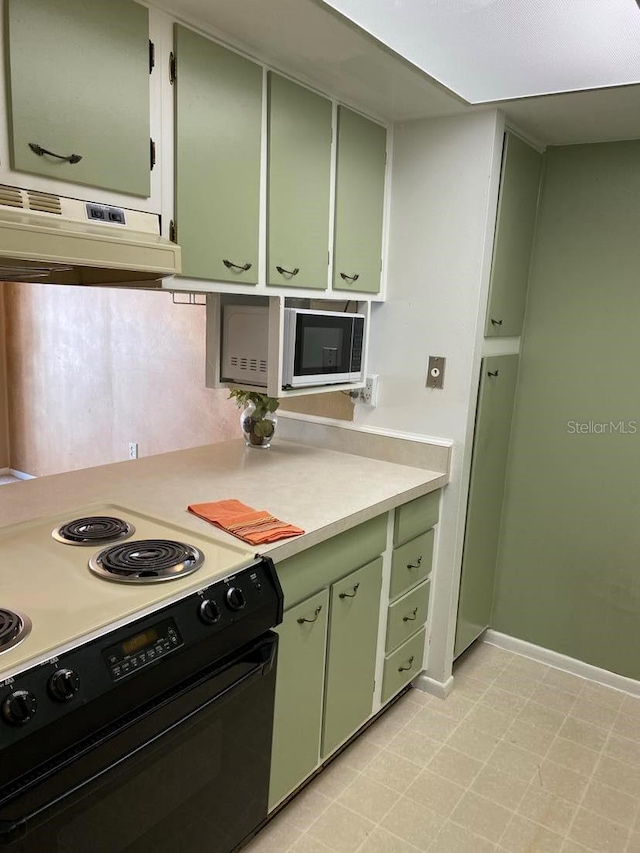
[229,389,280,445]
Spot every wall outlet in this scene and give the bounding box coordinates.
[128,442,138,460]
[358,374,379,406]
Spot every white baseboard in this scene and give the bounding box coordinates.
[413,673,454,699]
[0,468,35,480]
[484,629,640,699]
[11,469,35,480]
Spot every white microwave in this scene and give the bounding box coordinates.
[220,305,365,390]
[282,308,365,388]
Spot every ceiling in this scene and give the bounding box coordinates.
[318,0,640,104]
[147,0,640,145]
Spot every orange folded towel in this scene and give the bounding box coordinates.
[187,499,305,546]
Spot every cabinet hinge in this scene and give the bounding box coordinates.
[169,220,177,243]
[149,40,155,74]
[169,52,177,85]
[150,138,156,171]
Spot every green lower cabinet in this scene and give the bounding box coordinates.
[322,557,383,758]
[269,588,329,809]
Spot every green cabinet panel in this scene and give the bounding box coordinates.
[486,132,542,337]
[276,514,386,608]
[322,557,382,757]
[333,106,386,294]
[389,530,434,602]
[386,580,430,653]
[269,588,329,808]
[267,73,332,289]
[6,0,150,197]
[381,627,426,704]
[455,355,519,658]
[394,490,440,547]
[174,27,262,283]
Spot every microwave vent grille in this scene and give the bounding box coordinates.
[230,355,267,374]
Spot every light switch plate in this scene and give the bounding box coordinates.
[426,356,446,389]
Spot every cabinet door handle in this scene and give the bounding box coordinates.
[276,265,300,277]
[398,655,415,672]
[403,608,418,623]
[28,143,82,164]
[487,370,500,377]
[297,605,322,624]
[490,318,503,326]
[223,259,252,272]
[339,272,360,283]
[339,582,360,600]
[407,556,422,569]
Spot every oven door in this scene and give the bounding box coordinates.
[0,633,277,853]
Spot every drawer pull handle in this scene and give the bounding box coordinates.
[339,272,360,283]
[297,605,322,625]
[407,556,422,569]
[398,656,415,672]
[29,143,82,164]
[487,370,500,377]
[223,259,252,272]
[490,318,503,326]
[339,582,360,600]
[276,265,300,277]
[403,608,418,623]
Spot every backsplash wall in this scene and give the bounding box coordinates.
[4,283,238,477]
[0,284,9,469]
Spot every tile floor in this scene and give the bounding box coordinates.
[243,641,640,853]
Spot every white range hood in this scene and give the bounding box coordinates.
[0,185,181,286]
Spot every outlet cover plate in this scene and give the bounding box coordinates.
[426,356,446,389]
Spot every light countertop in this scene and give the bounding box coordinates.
[0,439,448,561]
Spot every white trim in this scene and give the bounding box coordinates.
[484,630,640,699]
[0,469,35,480]
[413,673,454,699]
[278,410,454,447]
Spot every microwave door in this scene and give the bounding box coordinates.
[292,314,353,385]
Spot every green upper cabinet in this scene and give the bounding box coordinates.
[5,0,151,197]
[333,107,386,295]
[267,73,332,290]
[174,27,262,283]
[455,355,519,658]
[322,557,382,758]
[485,132,543,337]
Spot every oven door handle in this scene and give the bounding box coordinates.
[0,633,277,847]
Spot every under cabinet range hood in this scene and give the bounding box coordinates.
[0,185,181,286]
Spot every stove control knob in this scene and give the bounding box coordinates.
[49,669,80,703]
[2,690,37,726]
[198,599,220,625]
[225,586,247,612]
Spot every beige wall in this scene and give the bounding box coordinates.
[280,391,354,421]
[0,284,9,469]
[5,283,238,477]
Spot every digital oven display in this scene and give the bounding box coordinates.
[104,618,183,681]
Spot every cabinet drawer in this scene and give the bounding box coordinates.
[390,529,434,602]
[382,628,426,704]
[394,491,440,546]
[386,580,430,653]
[276,514,387,608]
